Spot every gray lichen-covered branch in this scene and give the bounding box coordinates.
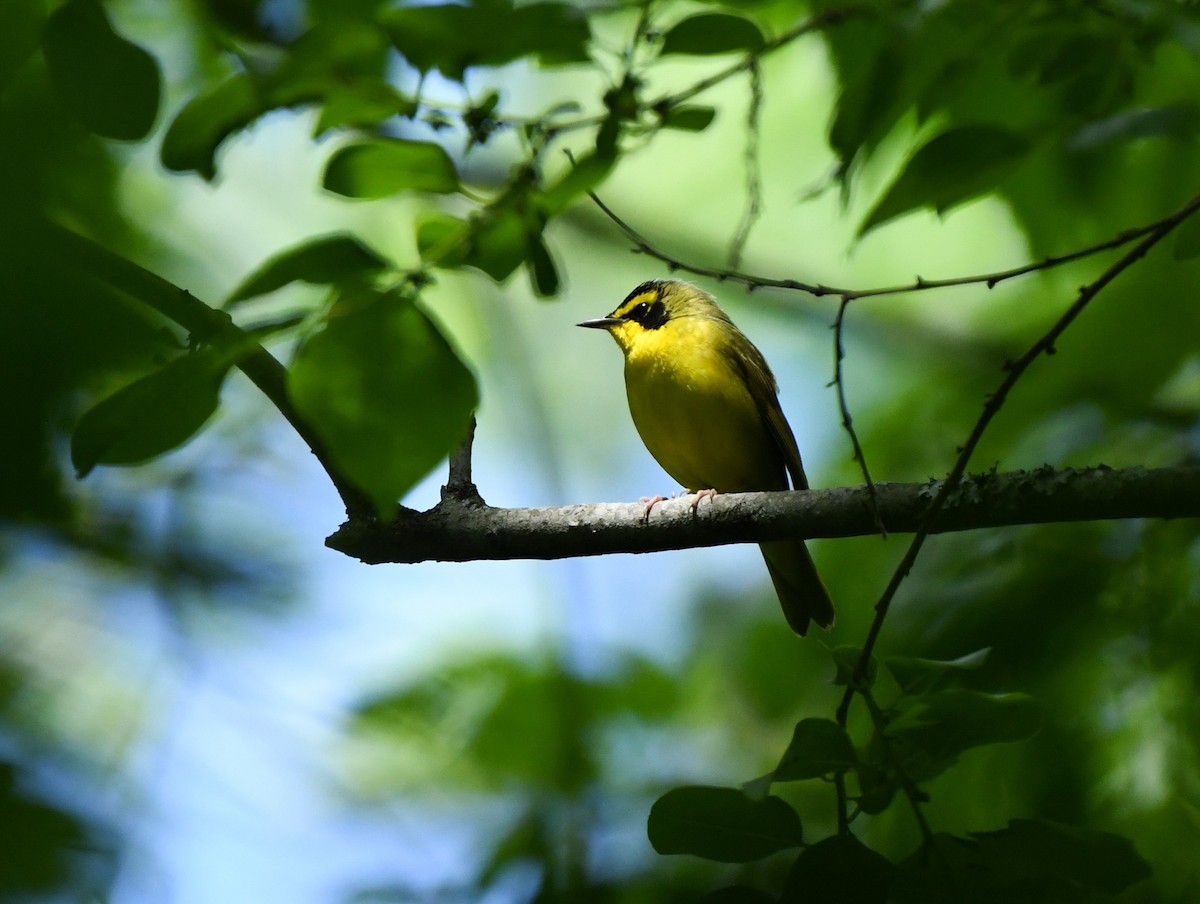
[327,465,1200,564]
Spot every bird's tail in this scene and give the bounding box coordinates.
[759,540,835,636]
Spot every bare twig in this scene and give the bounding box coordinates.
[587,190,1176,301]
[831,297,886,536]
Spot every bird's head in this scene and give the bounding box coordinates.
[577,279,727,353]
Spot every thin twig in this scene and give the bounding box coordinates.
[831,297,886,536]
[587,190,1175,301]
[729,59,763,269]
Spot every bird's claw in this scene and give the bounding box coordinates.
[688,488,719,512]
[639,495,667,522]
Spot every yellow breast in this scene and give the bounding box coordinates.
[619,317,788,493]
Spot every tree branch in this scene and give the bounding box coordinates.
[327,465,1200,564]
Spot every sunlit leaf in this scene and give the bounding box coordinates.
[660,14,765,56]
[287,289,477,517]
[860,126,1031,236]
[383,1,590,82]
[71,350,231,477]
[648,786,802,863]
[227,234,391,304]
[43,0,160,140]
[773,718,857,782]
[323,139,459,198]
[161,73,260,178]
[782,835,893,903]
[315,81,417,135]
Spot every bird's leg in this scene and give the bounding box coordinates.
[688,488,719,511]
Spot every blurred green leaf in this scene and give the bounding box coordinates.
[287,289,477,517]
[315,80,417,135]
[43,0,160,141]
[71,349,231,477]
[1066,104,1200,151]
[892,824,1150,903]
[383,0,590,82]
[773,718,857,782]
[526,232,559,297]
[885,690,1041,777]
[884,648,990,696]
[828,38,906,169]
[781,834,893,904]
[648,786,802,863]
[1175,214,1200,260]
[860,126,1032,236]
[323,139,459,198]
[227,234,391,303]
[416,214,472,269]
[829,645,876,688]
[659,104,718,132]
[161,73,260,179]
[660,14,765,56]
[973,820,1151,894]
[418,208,527,282]
[538,152,615,216]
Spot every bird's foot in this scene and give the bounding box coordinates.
[688,488,719,512]
[639,495,667,523]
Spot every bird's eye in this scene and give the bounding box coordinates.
[629,302,649,320]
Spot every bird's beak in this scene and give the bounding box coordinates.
[577,316,622,329]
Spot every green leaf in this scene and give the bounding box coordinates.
[884,648,990,696]
[287,289,477,518]
[860,126,1032,236]
[383,1,590,82]
[525,232,559,297]
[227,234,391,304]
[538,152,615,216]
[660,14,765,56]
[659,104,718,132]
[1174,215,1200,260]
[43,0,160,141]
[893,825,1151,904]
[315,81,417,135]
[1066,104,1200,151]
[773,718,857,782]
[782,835,892,904]
[416,214,472,269]
[973,820,1151,895]
[161,74,261,179]
[828,40,906,168]
[647,786,802,863]
[323,139,459,198]
[71,351,230,477]
[885,690,1041,775]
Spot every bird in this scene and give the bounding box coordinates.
[578,278,834,635]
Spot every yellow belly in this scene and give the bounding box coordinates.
[623,337,787,493]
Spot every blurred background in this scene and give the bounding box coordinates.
[3,0,1200,901]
